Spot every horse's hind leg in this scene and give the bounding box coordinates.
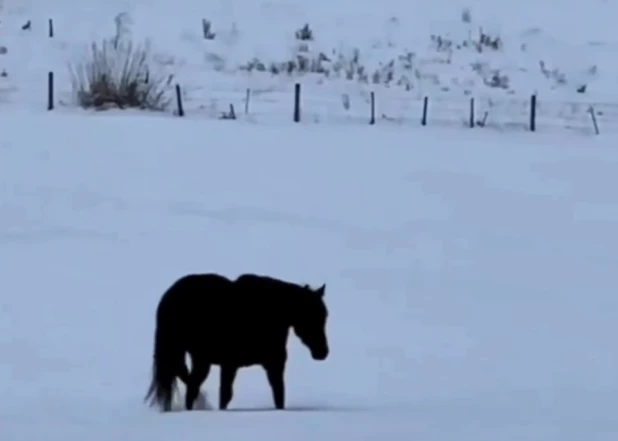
[185,357,211,411]
[219,365,238,410]
[178,360,190,386]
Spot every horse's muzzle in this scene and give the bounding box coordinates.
[311,347,329,360]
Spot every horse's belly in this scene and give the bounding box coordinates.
[198,334,286,367]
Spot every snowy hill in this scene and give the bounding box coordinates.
[3,0,618,129]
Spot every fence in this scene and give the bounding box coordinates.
[39,18,615,135]
[45,69,615,135]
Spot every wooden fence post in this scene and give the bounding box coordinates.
[293,83,301,122]
[421,96,428,126]
[530,95,537,132]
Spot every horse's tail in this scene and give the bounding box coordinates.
[144,312,185,412]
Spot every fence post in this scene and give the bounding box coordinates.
[421,96,428,126]
[244,88,250,114]
[175,84,184,117]
[469,97,475,128]
[588,106,599,135]
[293,83,301,123]
[48,19,54,38]
[369,91,375,125]
[529,95,537,132]
[47,71,54,111]
[202,18,208,39]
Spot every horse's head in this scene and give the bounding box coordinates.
[292,283,329,361]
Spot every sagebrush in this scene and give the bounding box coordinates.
[69,38,173,111]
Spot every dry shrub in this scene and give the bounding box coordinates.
[69,38,173,111]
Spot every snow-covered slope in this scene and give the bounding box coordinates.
[2,0,618,129]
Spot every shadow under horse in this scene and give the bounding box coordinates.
[144,273,330,412]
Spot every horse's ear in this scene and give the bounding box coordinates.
[317,284,325,297]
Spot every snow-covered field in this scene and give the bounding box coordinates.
[1,110,618,440]
[2,0,618,440]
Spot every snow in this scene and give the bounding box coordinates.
[2,0,618,439]
[1,110,618,440]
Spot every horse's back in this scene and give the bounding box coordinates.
[234,273,298,300]
[157,273,233,320]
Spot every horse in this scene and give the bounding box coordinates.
[144,272,330,412]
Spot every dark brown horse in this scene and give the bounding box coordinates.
[145,273,330,412]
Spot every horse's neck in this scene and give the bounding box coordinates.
[286,297,306,329]
[270,287,308,328]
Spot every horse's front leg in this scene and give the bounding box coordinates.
[263,361,286,410]
[219,365,238,410]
